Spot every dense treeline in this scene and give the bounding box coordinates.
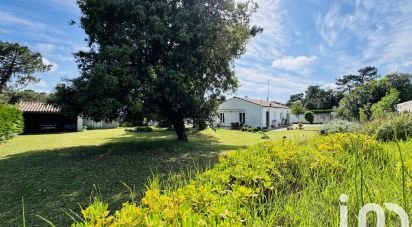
[287,66,412,120]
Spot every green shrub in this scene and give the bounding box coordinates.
[70,133,390,226]
[0,104,23,142]
[368,113,412,141]
[134,126,154,133]
[304,111,315,124]
[72,135,353,226]
[320,120,359,135]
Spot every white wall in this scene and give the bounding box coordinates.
[77,116,83,132]
[290,113,333,124]
[83,118,119,129]
[218,98,262,128]
[397,101,412,113]
[262,107,291,128]
[218,98,292,128]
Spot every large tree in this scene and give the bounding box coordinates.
[336,79,392,120]
[55,0,261,140]
[384,73,412,102]
[291,101,306,120]
[0,41,51,94]
[286,93,304,106]
[336,66,379,92]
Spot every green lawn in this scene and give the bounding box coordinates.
[0,127,319,226]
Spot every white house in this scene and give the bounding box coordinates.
[217,97,291,128]
[397,100,412,113]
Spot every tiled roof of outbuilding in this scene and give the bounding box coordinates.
[19,102,61,113]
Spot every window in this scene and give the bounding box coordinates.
[239,113,245,124]
[220,113,225,123]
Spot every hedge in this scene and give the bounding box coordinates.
[0,104,23,142]
[311,109,333,114]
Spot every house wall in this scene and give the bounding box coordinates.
[217,98,262,128]
[217,98,292,128]
[261,107,291,128]
[397,100,412,113]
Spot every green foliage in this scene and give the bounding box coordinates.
[133,126,154,133]
[0,104,23,141]
[320,120,359,135]
[360,113,412,141]
[290,101,306,117]
[54,0,261,141]
[0,41,51,94]
[336,79,392,120]
[71,133,394,226]
[286,93,304,106]
[304,111,315,124]
[336,66,378,92]
[371,88,400,119]
[286,88,343,110]
[384,73,412,102]
[311,109,333,113]
[2,90,51,104]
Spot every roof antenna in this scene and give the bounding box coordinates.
[267,80,270,101]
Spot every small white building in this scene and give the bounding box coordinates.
[217,97,291,128]
[397,100,412,113]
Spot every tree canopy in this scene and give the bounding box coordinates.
[0,41,51,94]
[54,0,261,140]
[336,66,379,92]
[290,101,306,118]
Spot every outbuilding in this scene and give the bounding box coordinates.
[19,102,83,133]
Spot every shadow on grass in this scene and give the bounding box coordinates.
[0,130,240,226]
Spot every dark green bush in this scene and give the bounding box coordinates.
[0,104,23,142]
[134,126,154,133]
[304,111,315,124]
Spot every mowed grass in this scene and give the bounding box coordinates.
[0,126,319,226]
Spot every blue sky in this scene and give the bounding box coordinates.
[2,0,412,102]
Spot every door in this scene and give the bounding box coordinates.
[266,111,270,128]
[286,113,290,125]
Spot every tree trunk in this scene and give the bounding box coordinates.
[197,119,207,131]
[173,119,188,141]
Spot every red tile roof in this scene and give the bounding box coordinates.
[19,102,61,113]
[236,97,289,109]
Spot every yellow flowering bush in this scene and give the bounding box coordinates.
[71,133,387,226]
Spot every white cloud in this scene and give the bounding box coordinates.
[237,0,286,61]
[316,0,412,74]
[42,57,58,72]
[26,80,51,93]
[0,11,47,30]
[235,67,317,101]
[272,55,317,72]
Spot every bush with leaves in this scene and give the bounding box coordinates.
[320,120,359,135]
[360,113,412,141]
[0,104,23,141]
[304,111,315,124]
[68,133,394,226]
[371,88,400,119]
